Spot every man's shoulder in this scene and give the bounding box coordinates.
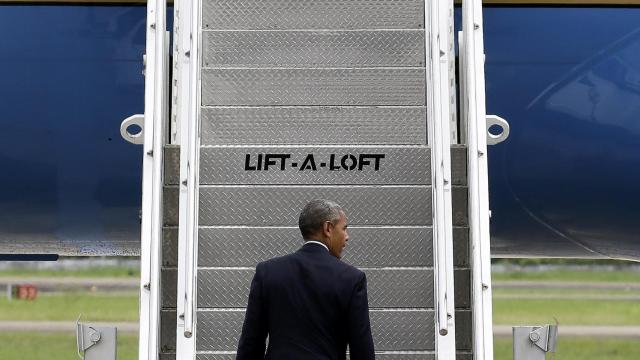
[335,260,365,279]
[257,253,294,267]
[255,251,305,273]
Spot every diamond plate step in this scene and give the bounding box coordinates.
[165,146,430,185]
[162,227,470,269]
[162,354,441,360]
[160,352,474,360]
[203,0,424,30]
[161,310,435,352]
[162,268,441,309]
[163,227,433,268]
[164,186,432,226]
[161,310,472,352]
[199,106,427,146]
[203,30,425,68]
[163,148,465,183]
[201,68,426,106]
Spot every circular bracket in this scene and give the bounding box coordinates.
[120,114,145,145]
[486,115,510,145]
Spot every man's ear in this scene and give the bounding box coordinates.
[322,221,333,236]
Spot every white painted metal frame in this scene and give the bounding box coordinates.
[175,0,202,356]
[426,0,457,358]
[138,0,168,358]
[461,0,495,358]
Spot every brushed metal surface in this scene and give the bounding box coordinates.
[451,146,467,186]
[202,0,424,30]
[162,227,435,268]
[191,147,430,185]
[454,269,471,308]
[163,187,179,227]
[162,228,178,267]
[453,227,470,268]
[455,310,473,351]
[201,68,426,106]
[160,310,177,352]
[161,268,178,308]
[191,310,435,351]
[200,106,427,146]
[164,146,179,185]
[203,31,425,68]
[452,187,469,227]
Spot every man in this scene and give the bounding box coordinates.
[236,199,375,360]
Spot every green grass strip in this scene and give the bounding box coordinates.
[0,333,138,360]
[494,337,640,360]
[493,298,640,326]
[493,270,640,283]
[0,292,139,321]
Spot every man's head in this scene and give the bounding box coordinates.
[298,199,349,259]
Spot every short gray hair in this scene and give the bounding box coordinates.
[298,199,342,239]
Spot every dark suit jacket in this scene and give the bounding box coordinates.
[236,242,375,360]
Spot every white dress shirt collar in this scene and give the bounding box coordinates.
[305,240,329,252]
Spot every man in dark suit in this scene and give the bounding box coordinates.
[236,199,375,360]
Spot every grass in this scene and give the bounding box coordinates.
[493,287,640,298]
[2,266,640,359]
[492,270,640,283]
[493,298,640,326]
[0,292,139,321]
[494,337,640,360]
[0,267,140,279]
[0,332,138,360]
[3,266,638,283]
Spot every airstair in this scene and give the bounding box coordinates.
[134,0,494,359]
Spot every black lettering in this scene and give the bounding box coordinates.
[341,154,357,170]
[371,154,384,170]
[244,154,257,171]
[264,154,278,170]
[358,154,385,171]
[300,154,317,171]
[329,154,340,171]
[358,155,371,170]
[264,154,290,170]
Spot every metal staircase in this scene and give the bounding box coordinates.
[136,1,494,359]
